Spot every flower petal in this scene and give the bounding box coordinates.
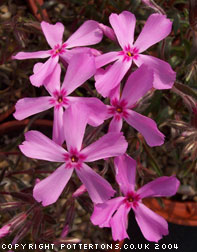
[121,64,153,108]
[66,20,103,48]
[41,21,64,48]
[72,184,86,198]
[110,204,130,241]
[33,62,43,73]
[109,84,121,101]
[108,117,123,132]
[106,105,114,120]
[33,164,73,206]
[68,47,101,56]
[63,103,88,151]
[13,97,52,120]
[114,154,137,195]
[60,47,101,64]
[94,65,109,82]
[98,23,117,41]
[91,197,125,227]
[33,62,61,94]
[76,163,115,203]
[134,54,176,89]
[81,132,128,162]
[30,57,59,87]
[53,107,64,145]
[67,97,107,127]
[12,50,50,60]
[59,49,77,64]
[137,176,180,199]
[133,203,168,242]
[95,59,131,98]
[109,11,136,49]
[19,130,66,162]
[44,63,61,94]
[62,53,96,95]
[134,14,172,53]
[94,65,122,101]
[95,52,120,68]
[0,225,11,238]
[125,110,165,147]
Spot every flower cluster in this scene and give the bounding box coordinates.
[9,11,180,242]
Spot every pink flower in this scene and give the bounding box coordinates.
[19,103,128,206]
[0,224,11,238]
[14,53,107,145]
[98,23,116,41]
[0,213,27,239]
[91,154,180,242]
[95,11,176,97]
[12,21,103,86]
[72,184,86,198]
[105,64,164,147]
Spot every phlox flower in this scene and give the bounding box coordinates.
[19,103,128,206]
[91,154,180,242]
[72,184,86,198]
[0,224,11,238]
[103,64,164,147]
[98,23,116,41]
[0,213,27,239]
[95,11,176,97]
[12,20,103,86]
[14,53,107,145]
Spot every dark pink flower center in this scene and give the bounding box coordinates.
[116,107,123,113]
[126,51,133,57]
[49,88,69,109]
[119,45,139,62]
[57,96,63,103]
[64,148,86,169]
[125,191,140,209]
[57,95,65,103]
[127,195,134,202]
[108,98,129,120]
[70,155,79,163]
[50,43,67,58]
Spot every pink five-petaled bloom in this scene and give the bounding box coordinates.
[95,11,176,97]
[106,64,164,147]
[12,20,103,87]
[91,154,180,242]
[19,104,128,206]
[14,53,107,145]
